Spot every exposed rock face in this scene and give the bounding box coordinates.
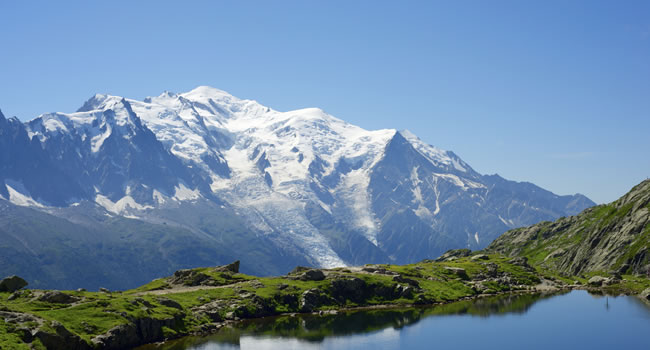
[488,180,650,276]
[0,275,28,292]
[169,269,211,286]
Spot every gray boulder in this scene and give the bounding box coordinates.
[38,291,80,304]
[471,254,489,261]
[0,275,28,292]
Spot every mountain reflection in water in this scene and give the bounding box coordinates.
[140,292,566,350]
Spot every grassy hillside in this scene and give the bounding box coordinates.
[487,180,650,277]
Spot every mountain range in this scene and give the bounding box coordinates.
[0,86,595,289]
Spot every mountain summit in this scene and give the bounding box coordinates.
[0,87,595,289]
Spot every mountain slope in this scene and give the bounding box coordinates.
[0,200,309,290]
[0,87,596,287]
[487,179,650,276]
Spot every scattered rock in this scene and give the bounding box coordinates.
[299,269,325,281]
[99,287,110,293]
[0,275,28,292]
[444,266,469,280]
[277,283,289,290]
[37,291,80,304]
[587,276,608,287]
[471,254,489,261]
[435,249,472,262]
[214,260,240,274]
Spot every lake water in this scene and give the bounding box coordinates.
[142,290,650,350]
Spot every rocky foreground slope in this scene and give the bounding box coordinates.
[1,252,649,350]
[487,179,650,276]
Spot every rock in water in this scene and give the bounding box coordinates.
[0,275,28,292]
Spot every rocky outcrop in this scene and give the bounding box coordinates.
[214,260,240,274]
[91,315,183,350]
[0,275,28,292]
[488,180,650,276]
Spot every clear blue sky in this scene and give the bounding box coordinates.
[1,1,648,204]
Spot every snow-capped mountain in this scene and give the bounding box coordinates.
[0,87,595,287]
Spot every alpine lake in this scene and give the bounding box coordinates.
[137,290,650,350]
